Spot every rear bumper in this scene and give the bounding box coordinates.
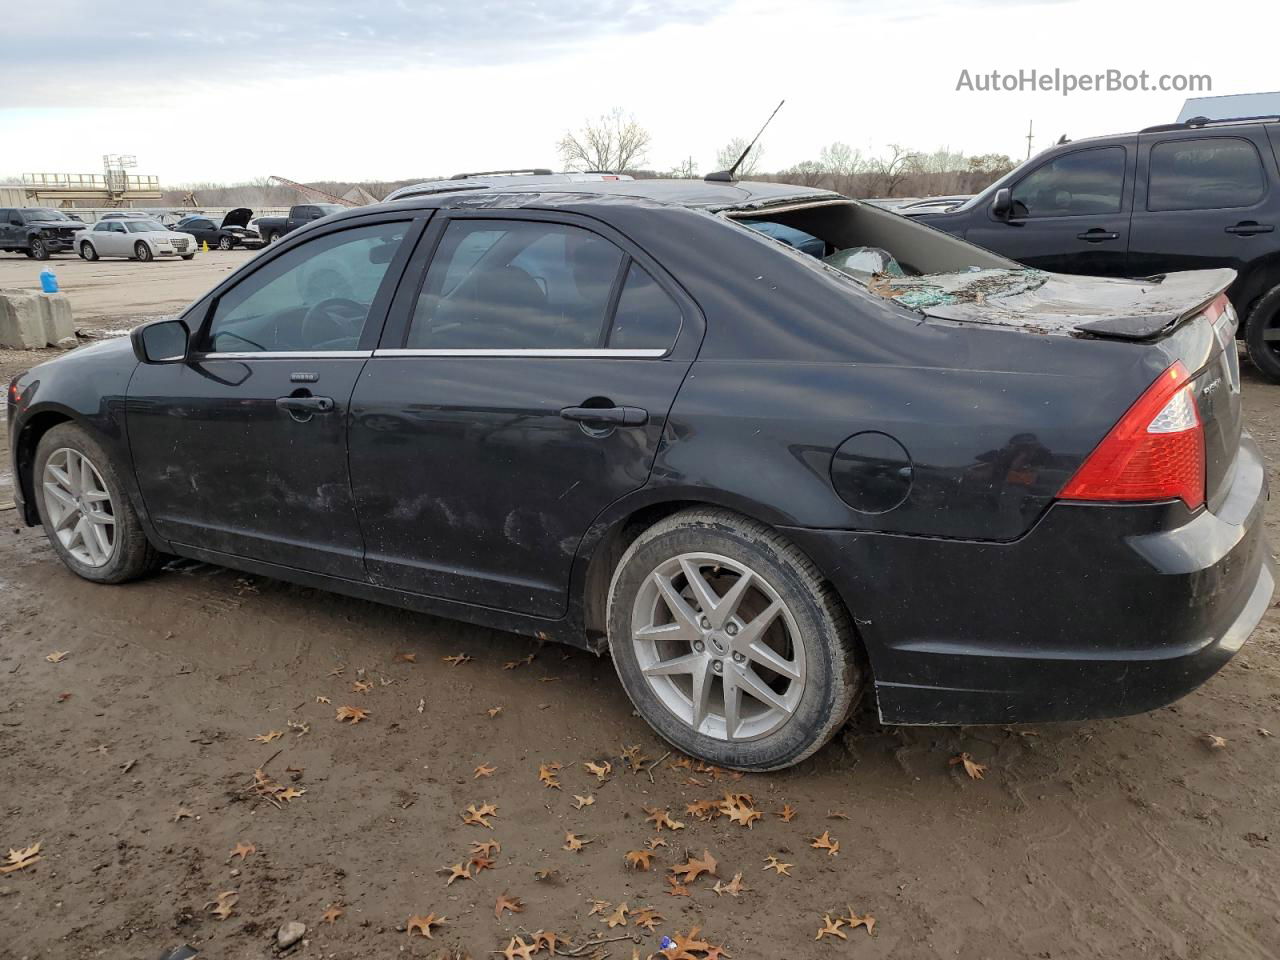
[785,434,1274,725]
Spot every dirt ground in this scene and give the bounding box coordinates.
[1,263,1279,960]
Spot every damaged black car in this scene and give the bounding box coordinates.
[6,178,1273,771]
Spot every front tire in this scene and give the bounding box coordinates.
[607,508,862,772]
[34,423,161,584]
[79,241,99,261]
[29,238,49,260]
[218,235,235,251]
[1244,284,1280,383]
[134,241,154,262]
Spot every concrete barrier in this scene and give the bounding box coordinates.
[0,289,75,348]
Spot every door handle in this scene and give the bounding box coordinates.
[1225,221,1274,236]
[560,404,648,426]
[276,395,335,414]
[1076,229,1119,242]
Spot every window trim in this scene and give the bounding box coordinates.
[381,209,694,360]
[1144,135,1269,213]
[1007,144,1130,221]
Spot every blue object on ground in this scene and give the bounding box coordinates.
[40,268,59,293]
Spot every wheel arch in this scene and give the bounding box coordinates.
[13,408,77,524]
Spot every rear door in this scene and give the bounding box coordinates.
[1128,130,1279,288]
[966,142,1136,275]
[348,211,702,618]
[128,214,422,578]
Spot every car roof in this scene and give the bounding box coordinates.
[379,178,844,215]
[386,172,633,202]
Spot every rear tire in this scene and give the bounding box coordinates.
[79,241,99,261]
[134,241,153,262]
[34,423,161,584]
[1244,284,1280,384]
[607,508,862,772]
[266,231,281,244]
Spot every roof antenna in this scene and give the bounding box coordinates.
[705,100,785,182]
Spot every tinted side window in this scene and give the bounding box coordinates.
[205,221,407,353]
[1147,137,1267,211]
[608,263,682,350]
[1011,147,1126,218]
[407,220,623,350]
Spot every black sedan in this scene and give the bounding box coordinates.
[6,180,1273,771]
[174,207,264,250]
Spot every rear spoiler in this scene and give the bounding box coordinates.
[1073,269,1237,341]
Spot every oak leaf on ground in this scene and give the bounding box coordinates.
[671,850,717,884]
[335,705,370,724]
[624,849,653,871]
[228,842,255,861]
[844,907,876,935]
[462,802,498,828]
[762,854,792,876]
[713,872,747,897]
[1,843,41,874]
[321,904,343,924]
[563,831,592,852]
[249,730,283,744]
[811,831,840,856]
[406,913,446,938]
[494,892,524,919]
[538,762,563,789]
[206,891,238,921]
[950,752,987,779]
[605,902,629,928]
[815,914,847,941]
[442,653,472,666]
[474,763,497,778]
[584,760,612,781]
[443,861,471,885]
[644,806,685,831]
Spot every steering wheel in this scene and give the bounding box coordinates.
[300,298,367,348]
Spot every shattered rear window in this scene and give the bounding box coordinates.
[862,268,1050,310]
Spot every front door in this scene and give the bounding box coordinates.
[349,213,700,618]
[966,142,1136,276]
[97,221,128,256]
[128,216,420,578]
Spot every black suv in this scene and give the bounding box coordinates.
[0,207,85,260]
[909,117,1280,380]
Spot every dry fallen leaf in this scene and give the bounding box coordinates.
[533,867,559,882]
[206,890,238,921]
[474,763,497,779]
[406,912,446,939]
[393,651,417,663]
[621,744,651,772]
[1205,734,1229,749]
[173,806,194,822]
[470,855,496,873]
[501,936,539,960]
[763,854,792,876]
[646,836,669,850]
[584,759,613,782]
[644,806,686,831]
[443,862,471,886]
[605,902,629,928]
[624,849,654,871]
[632,906,663,932]
[321,904,343,924]
[249,730,283,744]
[288,719,310,738]
[661,927,712,959]
[487,706,503,718]
[533,930,564,953]
[1,843,41,875]
[442,653,472,666]
[277,787,306,802]
[719,793,762,828]
[563,831,592,852]
[351,679,373,693]
[503,653,536,670]
[778,803,798,822]
[315,695,331,704]
[588,899,612,916]
[471,839,501,857]
[815,913,848,941]
[538,762,563,789]
[950,752,987,779]
[827,810,851,820]
[666,875,691,897]
[572,794,595,809]
[671,850,717,884]
[228,841,256,861]
[811,830,840,856]
[495,892,524,919]
[844,907,876,936]
[45,651,69,663]
[462,802,498,828]
[686,799,720,822]
[335,705,370,724]
[713,872,747,897]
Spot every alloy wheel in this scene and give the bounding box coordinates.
[42,447,116,567]
[630,552,806,742]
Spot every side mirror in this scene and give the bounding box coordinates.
[132,318,190,364]
[990,188,1013,220]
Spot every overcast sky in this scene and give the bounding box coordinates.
[1,0,1274,186]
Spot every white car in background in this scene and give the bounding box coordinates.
[75,219,197,262]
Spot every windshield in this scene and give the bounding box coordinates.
[125,221,165,233]
[315,204,344,215]
[27,208,70,221]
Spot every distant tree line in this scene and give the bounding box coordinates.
[159,111,1017,208]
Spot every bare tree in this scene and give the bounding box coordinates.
[780,160,825,187]
[558,108,651,173]
[668,156,699,179]
[869,144,921,197]
[715,137,763,177]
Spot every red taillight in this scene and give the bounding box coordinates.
[1059,361,1205,510]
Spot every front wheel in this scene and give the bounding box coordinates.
[218,235,235,251]
[34,423,161,583]
[134,241,153,262]
[29,238,49,260]
[79,241,99,261]
[1244,284,1280,383]
[607,508,862,772]
[181,254,195,260]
